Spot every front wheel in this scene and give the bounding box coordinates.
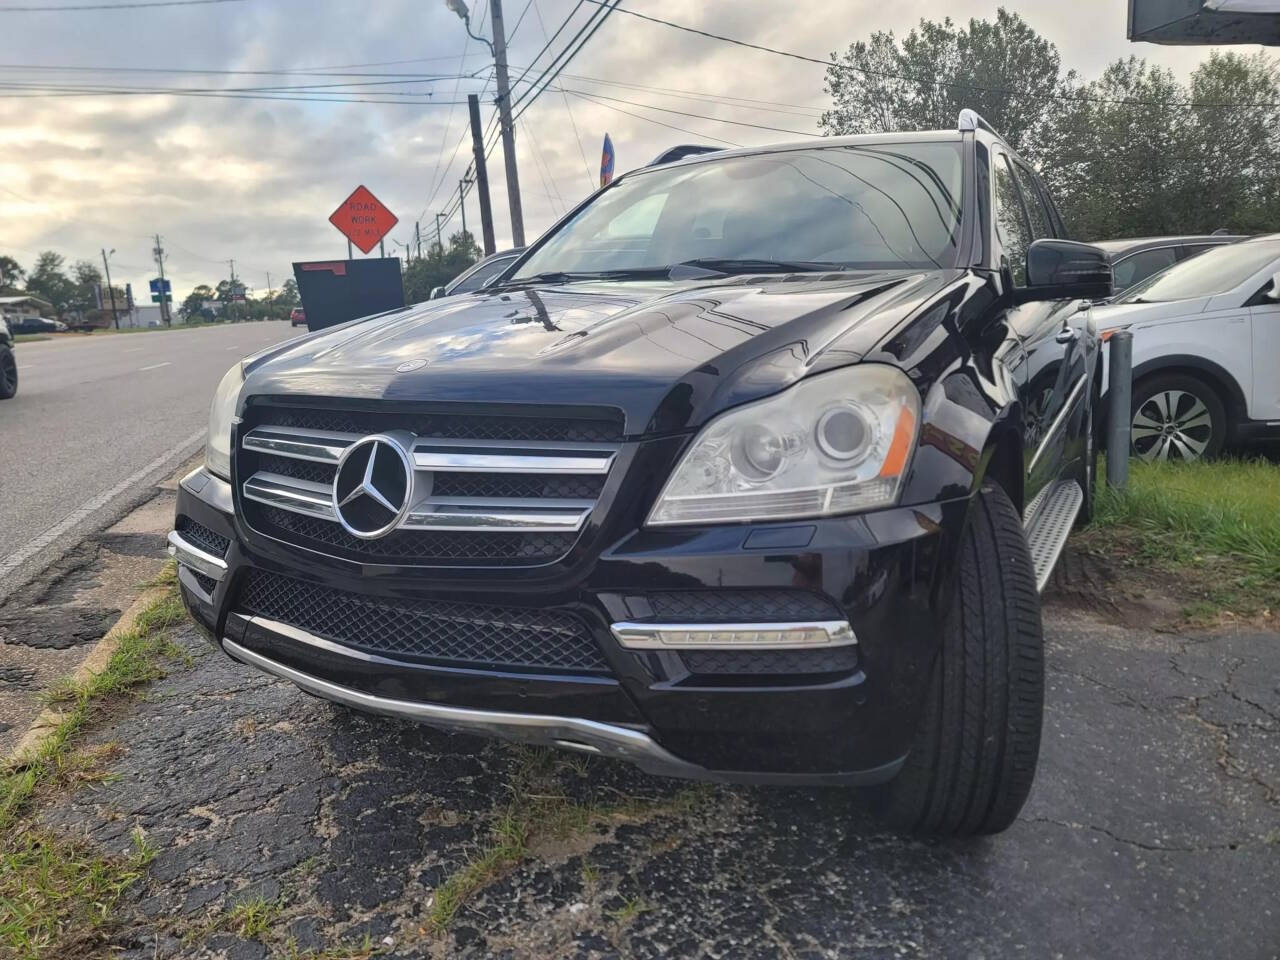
[875,483,1044,837]
[1130,374,1227,462]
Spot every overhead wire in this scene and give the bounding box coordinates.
[581,0,1280,111]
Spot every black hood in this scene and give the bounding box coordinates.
[243,271,959,436]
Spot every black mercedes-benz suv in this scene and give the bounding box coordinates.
[171,110,1110,836]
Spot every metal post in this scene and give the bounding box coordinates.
[468,93,497,256]
[101,248,118,330]
[1107,330,1134,490]
[347,238,353,260]
[489,0,525,247]
[379,239,386,259]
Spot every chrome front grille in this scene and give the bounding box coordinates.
[236,404,622,566]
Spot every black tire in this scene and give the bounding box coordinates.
[877,483,1044,837]
[1130,373,1227,463]
[1076,398,1098,527]
[0,346,16,400]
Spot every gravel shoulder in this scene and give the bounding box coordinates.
[34,600,1280,960]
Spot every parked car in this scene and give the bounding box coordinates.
[1092,233,1246,296]
[171,109,1110,837]
[1094,235,1280,462]
[10,316,67,334]
[290,307,306,328]
[0,316,16,400]
[428,248,523,299]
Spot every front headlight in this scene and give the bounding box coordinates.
[647,365,920,526]
[205,362,245,480]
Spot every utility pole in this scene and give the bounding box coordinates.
[468,92,496,255]
[227,259,237,324]
[414,221,422,261]
[101,248,119,330]
[435,213,444,255]
[265,271,274,322]
[459,178,468,238]
[489,0,524,247]
[446,0,523,247]
[153,234,170,326]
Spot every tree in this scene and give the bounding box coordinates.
[180,284,217,322]
[25,251,77,316]
[822,8,1074,164]
[275,278,300,309]
[0,255,24,294]
[403,230,483,304]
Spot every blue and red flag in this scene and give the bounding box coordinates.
[600,133,615,187]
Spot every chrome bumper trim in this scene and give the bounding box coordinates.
[610,619,856,650]
[167,530,228,582]
[220,637,705,778]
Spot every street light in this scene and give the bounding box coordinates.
[443,0,524,247]
[101,247,119,331]
[444,0,494,54]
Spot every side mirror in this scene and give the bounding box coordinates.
[1015,239,1113,304]
[1266,271,1280,301]
[429,286,446,300]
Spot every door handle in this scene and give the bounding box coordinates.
[1055,327,1079,344]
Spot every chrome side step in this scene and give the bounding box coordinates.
[1023,480,1083,593]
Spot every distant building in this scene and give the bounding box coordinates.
[0,294,54,323]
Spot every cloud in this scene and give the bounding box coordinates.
[0,0,1268,298]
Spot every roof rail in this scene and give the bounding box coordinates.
[957,109,999,135]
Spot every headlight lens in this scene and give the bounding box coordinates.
[647,365,920,526]
[205,363,245,480]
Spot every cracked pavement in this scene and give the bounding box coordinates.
[39,602,1280,960]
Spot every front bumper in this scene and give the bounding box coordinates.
[173,465,969,785]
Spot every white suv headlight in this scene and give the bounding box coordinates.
[646,365,920,526]
[205,362,245,480]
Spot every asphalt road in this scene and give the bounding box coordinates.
[39,601,1279,960]
[0,322,296,591]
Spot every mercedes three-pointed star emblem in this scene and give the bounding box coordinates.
[332,434,414,539]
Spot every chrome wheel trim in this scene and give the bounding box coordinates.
[1131,390,1212,462]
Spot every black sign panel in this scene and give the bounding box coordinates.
[292,257,405,332]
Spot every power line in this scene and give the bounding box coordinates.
[562,89,742,148]
[0,0,243,11]
[558,86,818,138]
[583,0,1280,111]
[509,0,619,118]
[531,0,593,189]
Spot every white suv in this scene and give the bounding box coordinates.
[1094,235,1280,461]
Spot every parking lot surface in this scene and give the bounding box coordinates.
[38,599,1279,960]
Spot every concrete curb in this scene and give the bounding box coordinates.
[3,584,170,769]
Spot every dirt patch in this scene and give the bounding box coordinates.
[1047,538,1276,633]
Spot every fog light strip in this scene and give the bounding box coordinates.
[167,530,228,582]
[610,620,855,651]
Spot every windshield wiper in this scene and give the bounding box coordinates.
[671,258,848,277]
[492,268,668,288]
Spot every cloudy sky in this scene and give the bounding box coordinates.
[0,0,1268,301]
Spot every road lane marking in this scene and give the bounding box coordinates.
[139,362,172,371]
[0,427,206,583]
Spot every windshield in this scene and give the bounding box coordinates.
[512,141,964,279]
[1118,239,1280,303]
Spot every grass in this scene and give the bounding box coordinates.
[224,895,283,939]
[13,334,51,343]
[0,587,187,960]
[1078,456,1280,621]
[425,746,709,932]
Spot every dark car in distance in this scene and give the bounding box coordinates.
[9,315,67,335]
[171,109,1110,837]
[1093,233,1246,295]
[0,317,16,399]
[428,248,524,300]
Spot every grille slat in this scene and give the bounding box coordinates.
[176,516,231,558]
[238,403,619,566]
[236,570,609,672]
